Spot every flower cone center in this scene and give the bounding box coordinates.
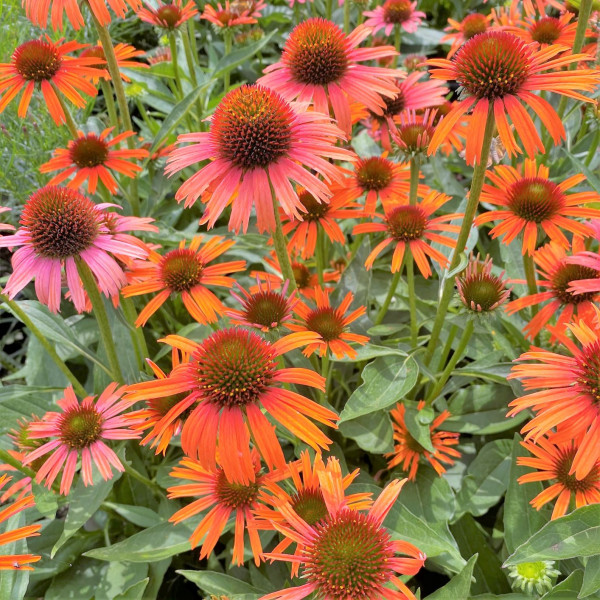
[157,4,182,28]
[576,341,600,404]
[357,158,393,191]
[516,561,550,580]
[215,469,260,508]
[530,17,562,45]
[382,87,406,117]
[161,248,204,292]
[551,263,598,305]
[292,263,312,289]
[299,191,329,221]
[383,0,413,24]
[386,205,427,241]
[70,135,110,168]
[14,40,61,82]
[397,123,432,151]
[22,186,99,259]
[461,14,488,39]
[507,178,565,223]
[459,274,505,311]
[244,291,289,329]
[291,488,328,526]
[555,447,600,491]
[80,45,106,70]
[60,407,103,449]
[305,307,345,342]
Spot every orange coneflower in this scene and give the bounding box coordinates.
[280,189,359,259]
[505,7,581,49]
[122,236,246,326]
[287,287,369,359]
[167,450,286,565]
[475,160,600,256]
[40,128,148,195]
[0,37,105,126]
[442,13,492,58]
[201,1,257,28]
[508,307,600,479]
[456,253,511,313]
[80,43,149,82]
[353,190,462,277]
[261,458,426,600]
[125,328,337,483]
[427,31,600,165]
[137,0,199,30]
[387,401,461,480]
[506,241,600,339]
[518,434,600,519]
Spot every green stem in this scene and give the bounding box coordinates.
[425,319,474,404]
[436,324,458,372]
[406,252,418,349]
[326,0,333,20]
[223,30,232,93]
[121,459,162,495]
[135,98,154,131]
[269,178,297,292]
[408,159,419,206]
[523,252,539,337]
[121,297,149,373]
[315,229,325,286]
[181,27,198,87]
[393,26,401,67]
[343,0,350,33]
[169,33,184,99]
[188,19,199,67]
[375,269,401,325]
[1,295,86,397]
[100,79,119,130]
[76,259,124,383]
[54,90,78,138]
[0,449,37,481]
[424,105,495,366]
[586,128,600,167]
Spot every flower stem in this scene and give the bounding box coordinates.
[425,319,474,405]
[100,79,119,130]
[1,295,86,397]
[169,32,184,99]
[315,229,325,286]
[424,104,495,366]
[223,30,233,93]
[269,177,297,292]
[393,26,401,67]
[522,251,539,339]
[343,0,350,33]
[54,90,78,138]
[181,27,198,88]
[76,259,124,383]
[326,0,333,20]
[375,269,401,325]
[408,159,419,206]
[406,252,418,348]
[121,296,150,373]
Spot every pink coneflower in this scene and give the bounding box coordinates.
[201,1,257,28]
[0,186,148,313]
[166,84,353,233]
[0,207,14,231]
[40,128,148,195]
[22,384,140,495]
[363,0,426,36]
[258,19,399,135]
[137,0,199,30]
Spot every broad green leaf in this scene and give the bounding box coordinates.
[339,354,418,422]
[84,521,195,562]
[95,562,148,600]
[457,439,512,517]
[103,502,163,528]
[212,30,277,79]
[403,403,435,453]
[178,570,261,596]
[504,435,550,554]
[24,336,70,388]
[31,481,59,519]
[505,505,600,566]
[52,466,121,557]
[563,148,600,194]
[426,555,477,599]
[114,579,150,600]
[399,466,456,523]
[541,570,585,599]
[338,411,393,453]
[581,556,600,598]
[0,385,61,435]
[469,596,529,599]
[332,343,409,363]
[45,557,103,600]
[0,513,30,600]
[452,362,513,384]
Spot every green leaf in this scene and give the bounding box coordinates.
[505,505,600,566]
[452,362,513,385]
[178,570,261,595]
[338,411,393,453]
[332,343,409,362]
[95,562,149,600]
[0,513,30,600]
[212,30,276,79]
[0,385,61,435]
[45,557,104,600]
[541,570,585,599]
[31,481,59,519]
[563,148,600,194]
[399,465,456,523]
[504,435,550,554]
[84,521,194,562]
[581,556,600,598]
[103,502,163,528]
[339,354,418,422]
[52,466,121,557]
[457,439,512,517]
[114,579,150,600]
[426,554,477,599]
[403,404,435,453]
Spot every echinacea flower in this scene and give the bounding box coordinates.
[456,253,511,313]
[226,277,298,332]
[508,308,600,479]
[387,401,460,480]
[363,0,426,35]
[507,560,560,596]
[258,19,399,135]
[125,328,337,483]
[441,13,491,58]
[22,384,139,495]
[137,0,199,29]
[280,189,359,259]
[506,241,600,339]
[0,186,148,313]
[167,450,285,565]
[518,434,600,519]
[23,0,142,29]
[261,459,426,600]
[80,43,149,82]
[427,31,600,165]
[353,190,462,277]
[287,287,369,359]
[166,84,353,233]
[201,1,257,28]
[122,236,246,326]
[40,128,148,195]
[390,108,439,158]
[475,160,600,256]
[0,475,41,570]
[0,207,14,231]
[0,37,105,126]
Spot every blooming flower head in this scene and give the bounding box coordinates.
[22,384,139,495]
[442,13,492,58]
[0,207,14,231]
[353,190,462,277]
[518,434,600,519]
[126,328,337,483]
[427,31,600,165]
[0,475,41,570]
[456,253,511,314]
[168,450,285,565]
[23,0,142,29]
[201,1,257,28]
[506,240,600,339]
[122,236,246,327]
[0,186,148,313]
[0,37,105,126]
[363,0,426,35]
[226,277,298,332]
[137,0,199,29]
[508,308,600,479]
[261,459,426,600]
[387,401,461,480]
[280,188,359,259]
[40,128,148,195]
[80,43,149,82]
[287,287,369,359]
[258,19,399,135]
[166,84,353,233]
[475,160,600,256]
[390,108,441,159]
